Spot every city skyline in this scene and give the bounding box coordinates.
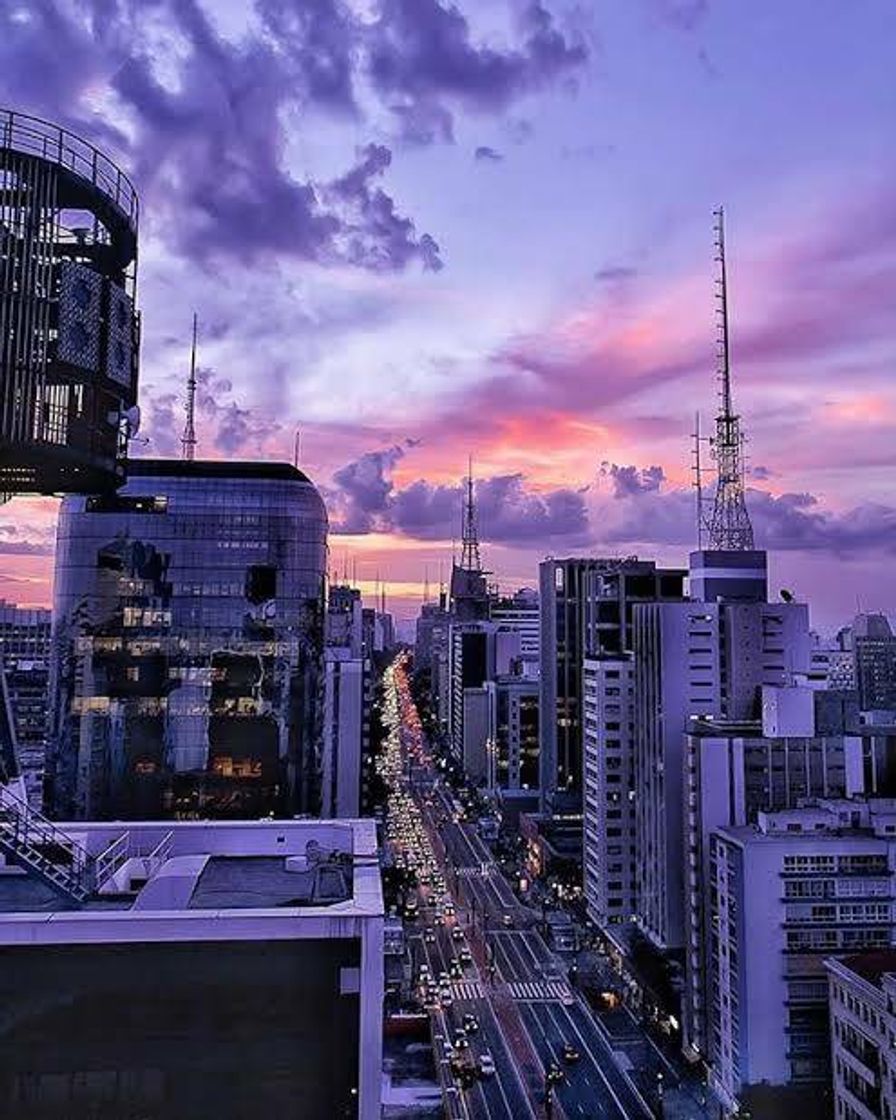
[1,0,894,629]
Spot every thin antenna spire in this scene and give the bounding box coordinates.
[423,564,430,604]
[707,208,754,551]
[293,428,302,468]
[181,313,198,461]
[460,455,482,571]
[693,412,705,550]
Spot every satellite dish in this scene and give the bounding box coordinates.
[124,405,141,438]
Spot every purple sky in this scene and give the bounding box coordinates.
[1,0,894,630]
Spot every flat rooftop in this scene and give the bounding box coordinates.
[838,950,896,987]
[0,818,382,940]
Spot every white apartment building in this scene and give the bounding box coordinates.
[322,648,367,818]
[633,555,811,952]
[582,654,636,927]
[682,685,865,1059]
[826,951,896,1120]
[490,588,540,657]
[708,802,896,1116]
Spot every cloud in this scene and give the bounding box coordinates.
[366,0,587,142]
[329,445,406,533]
[474,145,503,162]
[0,0,441,272]
[647,1,711,32]
[600,462,665,497]
[0,541,54,557]
[588,466,896,558]
[325,144,444,271]
[327,449,588,544]
[594,265,638,283]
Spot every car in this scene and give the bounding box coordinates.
[546,1062,564,1085]
[451,927,465,943]
[502,913,514,928]
[438,971,449,986]
[424,927,436,944]
[459,948,472,965]
[561,1043,581,1064]
[462,1014,479,1034]
[478,1053,496,1078]
[454,1030,469,1050]
[440,987,453,1006]
[449,961,463,980]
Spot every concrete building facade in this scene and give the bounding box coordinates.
[708,803,896,1115]
[0,815,383,1120]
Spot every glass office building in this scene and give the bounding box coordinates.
[45,460,328,821]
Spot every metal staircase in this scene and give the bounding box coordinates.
[0,784,94,904]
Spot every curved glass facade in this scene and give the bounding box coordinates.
[46,461,328,820]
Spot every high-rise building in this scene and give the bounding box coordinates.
[490,587,540,656]
[852,613,896,711]
[322,585,370,819]
[485,661,540,794]
[539,557,685,816]
[633,550,810,952]
[0,602,51,805]
[0,815,383,1120]
[708,801,896,1116]
[45,460,328,821]
[682,684,866,1060]
[826,951,896,1120]
[582,654,636,928]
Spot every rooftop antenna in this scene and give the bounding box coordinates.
[293,428,302,468]
[423,564,430,604]
[181,313,198,461]
[707,208,754,551]
[460,455,482,571]
[692,411,709,549]
[381,583,387,615]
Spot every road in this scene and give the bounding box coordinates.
[381,653,655,1120]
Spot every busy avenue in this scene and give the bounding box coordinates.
[379,653,654,1120]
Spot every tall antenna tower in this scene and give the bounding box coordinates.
[181,313,198,461]
[460,456,482,571]
[707,209,754,551]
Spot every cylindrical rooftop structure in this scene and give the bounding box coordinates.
[0,108,139,495]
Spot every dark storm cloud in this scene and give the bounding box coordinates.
[474,146,504,162]
[328,450,588,543]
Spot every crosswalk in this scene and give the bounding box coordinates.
[452,979,485,1001]
[507,980,574,1003]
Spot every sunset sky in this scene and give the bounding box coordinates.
[1,0,894,630]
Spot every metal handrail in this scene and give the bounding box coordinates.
[0,783,93,896]
[95,830,130,889]
[146,830,174,876]
[0,107,138,231]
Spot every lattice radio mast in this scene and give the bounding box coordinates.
[181,312,198,461]
[707,209,754,550]
[460,456,482,572]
